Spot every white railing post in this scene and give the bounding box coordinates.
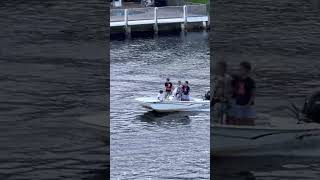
[124,9,131,34]
[182,5,187,31]
[183,5,187,24]
[124,9,128,27]
[207,4,210,26]
[154,7,158,33]
[203,4,207,29]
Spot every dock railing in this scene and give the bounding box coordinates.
[110,4,208,30]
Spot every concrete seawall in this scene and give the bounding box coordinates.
[111,22,209,36]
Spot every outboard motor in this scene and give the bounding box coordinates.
[204,90,210,100]
[302,91,320,123]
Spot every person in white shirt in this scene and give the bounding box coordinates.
[172,80,182,101]
[157,90,165,102]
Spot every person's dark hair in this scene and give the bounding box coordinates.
[166,78,170,81]
[159,90,163,93]
[185,81,189,84]
[240,61,252,72]
[217,61,227,72]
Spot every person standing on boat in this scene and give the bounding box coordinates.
[181,81,190,101]
[157,90,165,102]
[213,61,233,124]
[173,80,183,101]
[228,61,256,126]
[164,78,173,99]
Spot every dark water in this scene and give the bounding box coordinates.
[0,1,109,179]
[110,32,210,179]
[211,0,320,179]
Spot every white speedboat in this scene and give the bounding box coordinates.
[212,122,320,156]
[135,96,209,112]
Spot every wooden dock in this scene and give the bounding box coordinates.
[110,5,209,33]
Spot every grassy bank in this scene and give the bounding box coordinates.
[187,0,208,4]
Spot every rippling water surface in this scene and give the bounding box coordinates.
[111,32,210,179]
[0,1,108,179]
[212,0,320,179]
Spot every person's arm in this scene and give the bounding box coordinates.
[213,77,218,99]
[248,88,256,105]
[248,80,256,106]
[226,75,234,101]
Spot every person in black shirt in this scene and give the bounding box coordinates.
[164,78,173,99]
[181,81,190,101]
[227,61,256,126]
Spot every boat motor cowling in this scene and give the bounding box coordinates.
[204,90,210,100]
[302,91,320,123]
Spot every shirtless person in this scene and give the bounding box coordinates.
[213,61,233,124]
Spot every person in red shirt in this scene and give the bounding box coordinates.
[228,61,256,126]
[164,78,173,99]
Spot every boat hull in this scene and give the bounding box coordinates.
[212,124,320,156]
[136,97,209,112]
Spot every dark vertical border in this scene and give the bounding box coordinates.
[209,0,214,177]
[106,0,111,178]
